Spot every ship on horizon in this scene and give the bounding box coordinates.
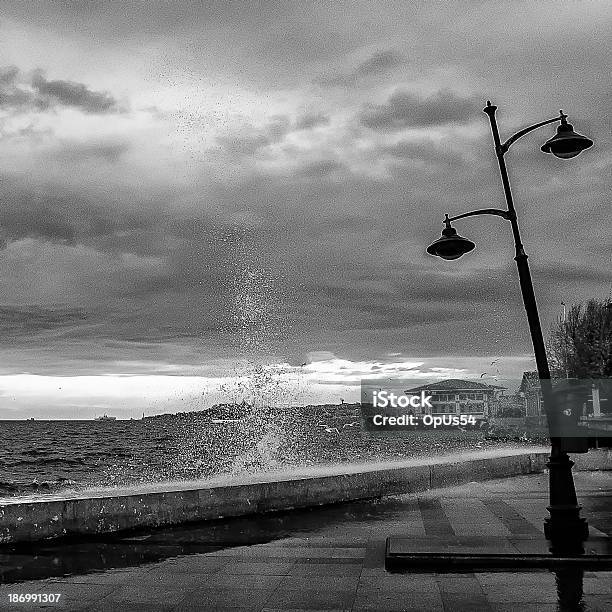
[94,414,117,421]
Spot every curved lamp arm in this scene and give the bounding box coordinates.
[484,100,567,155]
[500,111,567,154]
[445,208,511,227]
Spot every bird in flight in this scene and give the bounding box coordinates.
[317,423,340,434]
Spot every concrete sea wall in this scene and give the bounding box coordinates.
[1,448,607,544]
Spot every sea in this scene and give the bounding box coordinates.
[0,408,539,498]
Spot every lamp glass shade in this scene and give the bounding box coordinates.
[541,122,593,159]
[427,226,475,260]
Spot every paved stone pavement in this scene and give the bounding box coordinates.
[1,471,610,611]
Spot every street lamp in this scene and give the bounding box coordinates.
[427,101,593,553]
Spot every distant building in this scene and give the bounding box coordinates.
[520,371,612,423]
[519,371,545,420]
[493,393,525,418]
[404,379,505,421]
[519,370,579,421]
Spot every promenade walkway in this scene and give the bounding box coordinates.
[1,471,611,611]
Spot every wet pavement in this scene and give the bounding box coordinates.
[1,471,610,611]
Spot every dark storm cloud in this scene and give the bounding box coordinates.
[296,159,343,178]
[532,263,612,285]
[294,112,330,130]
[31,71,120,113]
[394,268,523,306]
[0,66,32,108]
[216,117,291,157]
[0,191,78,244]
[303,260,524,331]
[359,89,481,131]
[216,113,333,157]
[315,49,405,87]
[51,139,130,163]
[0,180,161,247]
[217,133,271,157]
[357,50,405,76]
[0,304,89,338]
[122,223,238,297]
[379,139,467,167]
[308,282,483,329]
[0,66,121,114]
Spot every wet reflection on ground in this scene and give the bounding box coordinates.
[0,496,402,583]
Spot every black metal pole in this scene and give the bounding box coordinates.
[483,101,588,552]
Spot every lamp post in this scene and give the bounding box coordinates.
[427,101,593,553]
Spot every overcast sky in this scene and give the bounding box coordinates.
[1,1,610,418]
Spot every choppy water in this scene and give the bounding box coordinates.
[0,407,538,497]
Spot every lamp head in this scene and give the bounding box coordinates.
[427,218,475,260]
[541,112,593,159]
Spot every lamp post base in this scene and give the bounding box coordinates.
[544,453,589,555]
[544,515,589,555]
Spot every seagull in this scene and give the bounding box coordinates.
[324,427,340,434]
[480,372,487,378]
[343,421,359,428]
[490,358,500,366]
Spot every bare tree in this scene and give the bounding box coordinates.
[548,299,612,378]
